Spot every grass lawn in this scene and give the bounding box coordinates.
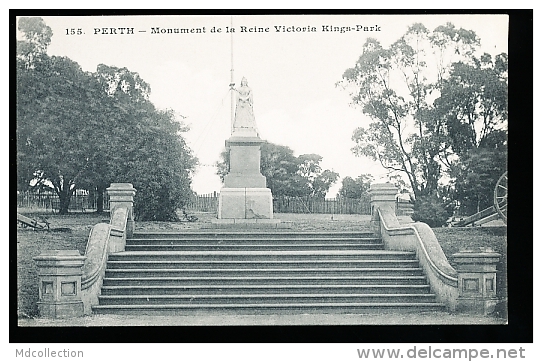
[16,209,507,323]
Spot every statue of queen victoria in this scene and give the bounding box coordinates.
[232,77,259,136]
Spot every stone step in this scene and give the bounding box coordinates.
[107,250,417,262]
[101,284,432,295]
[96,231,443,316]
[106,259,420,269]
[104,267,424,278]
[93,302,446,315]
[102,275,427,286]
[127,237,382,245]
[131,231,376,240]
[97,293,438,305]
[125,243,383,251]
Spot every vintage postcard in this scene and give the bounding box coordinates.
[15,13,520,351]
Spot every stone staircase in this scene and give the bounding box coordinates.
[92,231,445,315]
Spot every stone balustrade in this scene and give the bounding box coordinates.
[34,183,136,318]
[368,183,501,315]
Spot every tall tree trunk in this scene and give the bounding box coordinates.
[57,188,72,215]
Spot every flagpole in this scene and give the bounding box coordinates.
[229,16,234,135]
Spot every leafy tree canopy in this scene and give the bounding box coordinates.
[339,22,507,211]
[338,174,374,199]
[16,17,197,219]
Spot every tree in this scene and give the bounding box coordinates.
[432,53,508,160]
[338,174,374,199]
[296,154,340,198]
[121,109,197,221]
[16,17,52,68]
[76,66,197,220]
[339,23,481,199]
[16,17,197,219]
[430,52,507,215]
[259,143,307,197]
[411,194,453,227]
[17,52,114,213]
[449,147,507,215]
[311,169,340,198]
[81,63,154,213]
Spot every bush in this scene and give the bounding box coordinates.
[133,172,193,222]
[411,195,452,227]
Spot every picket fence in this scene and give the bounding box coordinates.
[186,193,373,215]
[186,192,219,212]
[273,196,372,215]
[16,191,110,212]
[18,190,412,216]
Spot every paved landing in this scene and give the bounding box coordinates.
[19,312,505,327]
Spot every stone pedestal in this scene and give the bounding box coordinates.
[107,183,136,238]
[453,250,501,315]
[33,250,86,318]
[218,188,273,219]
[217,135,274,221]
[368,183,398,235]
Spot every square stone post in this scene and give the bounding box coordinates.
[33,250,86,318]
[453,250,501,315]
[107,183,136,238]
[368,183,398,236]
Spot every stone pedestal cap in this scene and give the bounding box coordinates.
[107,183,136,193]
[107,183,136,201]
[368,183,398,200]
[226,136,265,147]
[452,250,501,272]
[34,250,86,270]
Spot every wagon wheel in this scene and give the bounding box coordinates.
[494,171,507,224]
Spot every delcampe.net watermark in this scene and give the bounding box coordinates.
[357,346,526,360]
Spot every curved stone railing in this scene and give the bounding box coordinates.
[109,207,128,253]
[376,205,459,311]
[79,206,130,315]
[80,223,112,315]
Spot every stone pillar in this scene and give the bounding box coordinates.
[368,183,398,235]
[33,250,86,318]
[107,183,136,238]
[453,250,501,315]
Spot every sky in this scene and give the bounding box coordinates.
[31,14,509,196]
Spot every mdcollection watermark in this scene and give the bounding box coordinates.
[15,348,84,358]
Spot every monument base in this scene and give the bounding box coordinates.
[210,218,286,229]
[218,188,273,219]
